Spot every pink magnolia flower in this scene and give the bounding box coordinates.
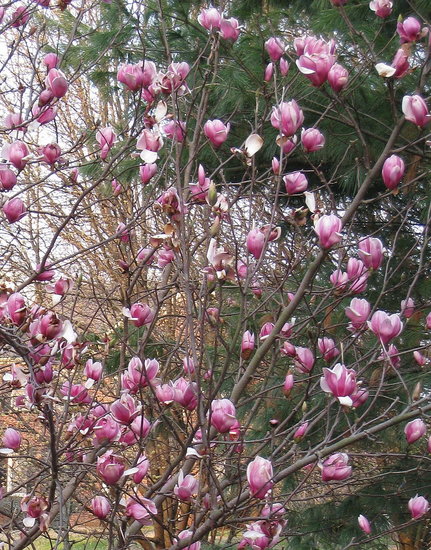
[45,68,68,98]
[402,95,431,127]
[91,496,111,519]
[6,293,27,325]
[301,128,325,152]
[413,351,426,366]
[283,171,308,194]
[265,37,285,61]
[3,198,27,224]
[96,127,116,159]
[97,452,124,485]
[426,312,431,330]
[0,166,17,191]
[404,419,427,444]
[84,359,102,381]
[314,214,342,248]
[264,63,274,82]
[320,363,357,406]
[401,298,415,318]
[279,57,289,76]
[190,164,210,202]
[178,530,201,550]
[11,7,30,28]
[210,399,237,433]
[270,100,304,137]
[160,62,190,94]
[34,263,55,282]
[174,472,199,501]
[173,377,198,410]
[241,331,255,359]
[281,341,296,358]
[408,495,430,519]
[131,454,150,483]
[358,237,384,270]
[155,383,175,404]
[93,416,120,444]
[328,63,349,92]
[296,51,335,87]
[358,514,371,534]
[247,456,273,499]
[397,17,422,43]
[130,415,152,440]
[294,347,315,373]
[345,298,370,330]
[6,141,29,170]
[43,53,59,70]
[39,143,61,165]
[369,0,393,18]
[321,453,352,481]
[204,119,230,147]
[283,373,294,397]
[139,163,157,185]
[110,393,138,424]
[3,428,21,451]
[198,7,222,31]
[117,63,145,91]
[247,227,266,259]
[121,357,159,393]
[368,311,403,344]
[124,302,155,327]
[259,322,274,341]
[318,337,340,362]
[220,18,241,42]
[164,120,186,142]
[293,422,309,441]
[391,48,410,79]
[125,496,157,525]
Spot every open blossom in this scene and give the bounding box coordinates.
[220,18,241,41]
[368,311,403,344]
[178,530,201,550]
[345,298,370,330]
[369,0,392,18]
[397,17,422,43]
[123,302,155,327]
[125,496,157,525]
[97,452,124,485]
[296,51,335,87]
[96,127,116,159]
[204,120,230,147]
[321,453,352,481]
[320,363,357,406]
[174,471,199,501]
[401,298,415,318]
[270,100,304,137]
[247,456,273,499]
[404,419,427,444]
[198,7,222,30]
[265,37,285,61]
[0,165,17,191]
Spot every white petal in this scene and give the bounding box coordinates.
[84,378,95,389]
[140,150,159,163]
[186,448,203,459]
[23,517,36,528]
[375,63,396,77]
[0,448,14,455]
[304,191,316,213]
[154,101,168,122]
[244,134,264,157]
[60,320,77,344]
[338,396,353,407]
[124,467,140,476]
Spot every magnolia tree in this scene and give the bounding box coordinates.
[0,0,431,549]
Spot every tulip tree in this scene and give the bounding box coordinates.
[0,1,430,549]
